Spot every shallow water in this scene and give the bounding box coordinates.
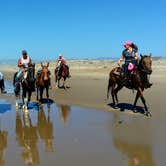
[0,98,165,166]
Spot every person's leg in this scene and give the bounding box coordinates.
[16,69,23,81]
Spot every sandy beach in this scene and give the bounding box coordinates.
[0,58,166,166]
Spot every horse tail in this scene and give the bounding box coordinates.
[107,68,117,99]
[107,72,112,99]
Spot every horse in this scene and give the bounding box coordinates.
[13,64,35,110]
[107,54,152,116]
[36,62,50,102]
[54,63,69,89]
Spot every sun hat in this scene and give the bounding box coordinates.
[123,41,132,47]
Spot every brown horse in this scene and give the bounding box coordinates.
[107,54,152,116]
[54,63,69,89]
[36,62,50,101]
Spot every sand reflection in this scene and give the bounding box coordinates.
[111,114,156,166]
[16,110,39,165]
[0,130,7,166]
[37,104,54,152]
[57,104,71,125]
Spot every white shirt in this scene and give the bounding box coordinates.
[0,72,4,80]
[21,56,30,67]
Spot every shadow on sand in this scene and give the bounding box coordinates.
[38,98,54,104]
[0,104,11,114]
[108,103,145,115]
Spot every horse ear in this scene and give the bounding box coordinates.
[41,62,43,67]
[47,62,49,67]
[140,54,143,58]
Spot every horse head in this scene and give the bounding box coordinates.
[139,54,152,74]
[27,63,35,81]
[41,62,50,81]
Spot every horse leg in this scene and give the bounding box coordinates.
[107,78,112,99]
[137,87,151,117]
[111,84,116,106]
[40,87,44,100]
[63,77,66,89]
[58,79,60,88]
[36,87,39,101]
[28,90,32,104]
[133,91,140,113]
[46,86,49,99]
[114,84,123,105]
[22,89,28,111]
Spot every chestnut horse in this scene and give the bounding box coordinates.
[54,63,69,88]
[36,62,50,101]
[107,54,152,116]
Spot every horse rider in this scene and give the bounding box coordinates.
[118,41,152,88]
[56,54,70,77]
[16,50,32,81]
[0,72,7,93]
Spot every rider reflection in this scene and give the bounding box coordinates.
[0,130,7,166]
[111,114,155,166]
[37,104,54,152]
[15,111,39,165]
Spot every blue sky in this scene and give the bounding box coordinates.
[0,0,166,61]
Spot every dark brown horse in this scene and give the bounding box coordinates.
[36,62,50,101]
[13,64,35,110]
[54,63,69,88]
[107,54,152,116]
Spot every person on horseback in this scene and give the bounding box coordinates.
[56,54,70,78]
[118,41,138,78]
[16,50,32,81]
[118,41,152,88]
[0,72,7,93]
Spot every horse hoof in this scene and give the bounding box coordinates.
[133,108,138,113]
[145,111,152,117]
[15,102,19,109]
[25,109,28,113]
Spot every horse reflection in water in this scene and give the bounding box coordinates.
[15,110,39,165]
[37,104,54,152]
[0,130,7,166]
[110,114,155,166]
[57,104,71,125]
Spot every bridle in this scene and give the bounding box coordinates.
[139,56,152,74]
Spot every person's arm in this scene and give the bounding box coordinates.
[118,53,125,66]
[134,52,139,60]
[18,58,24,67]
[29,57,32,65]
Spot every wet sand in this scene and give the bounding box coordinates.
[0,59,166,166]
